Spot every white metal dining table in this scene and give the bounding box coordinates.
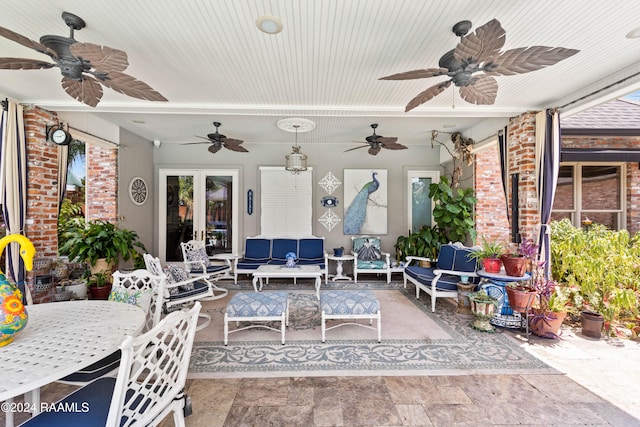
[0,300,145,427]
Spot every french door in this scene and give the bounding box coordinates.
[159,169,239,262]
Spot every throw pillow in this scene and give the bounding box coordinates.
[354,237,382,261]
[162,266,179,295]
[186,247,211,267]
[108,285,153,313]
[167,264,195,291]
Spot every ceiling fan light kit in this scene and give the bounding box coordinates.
[278,118,315,174]
[0,11,167,107]
[380,18,579,111]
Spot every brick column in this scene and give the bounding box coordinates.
[85,145,118,222]
[474,146,510,243]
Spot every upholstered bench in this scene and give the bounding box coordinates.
[224,291,289,345]
[320,290,381,343]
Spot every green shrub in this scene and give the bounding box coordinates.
[550,219,639,327]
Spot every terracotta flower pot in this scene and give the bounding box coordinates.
[88,284,112,300]
[506,286,537,313]
[501,254,527,277]
[530,309,567,338]
[482,258,502,273]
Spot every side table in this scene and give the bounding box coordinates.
[326,254,354,283]
[210,253,239,283]
[477,269,531,330]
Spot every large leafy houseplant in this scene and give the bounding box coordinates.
[394,225,447,263]
[429,176,477,243]
[59,219,147,268]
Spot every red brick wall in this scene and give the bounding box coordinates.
[474,146,510,244]
[85,145,118,222]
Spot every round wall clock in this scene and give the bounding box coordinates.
[129,177,148,205]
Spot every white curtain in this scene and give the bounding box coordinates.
[0,100,29,302]
[260,167,313,237]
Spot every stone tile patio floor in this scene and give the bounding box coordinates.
[11,324,639,426]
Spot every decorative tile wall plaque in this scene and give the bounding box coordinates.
[320,196,339,208]
[318,209,341,232]
[318,171,341,195]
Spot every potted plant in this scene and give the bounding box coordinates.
[86,270,113,300]
[59,219,147,274]
[468,289,499,332]
[529,279,570,339]
[428,176,477,244]
[394,225,447,267]
[467,236,504,273]
[501,238,537,277]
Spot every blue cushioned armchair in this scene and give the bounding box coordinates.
[351,235,391,283]
[403,242,479,312]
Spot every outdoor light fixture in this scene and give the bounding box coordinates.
[278,118,315,175]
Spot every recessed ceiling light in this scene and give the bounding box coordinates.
[256,15,283,34]
[626,26,640,39]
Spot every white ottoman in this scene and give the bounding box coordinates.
[320,289,381,342]
[224,291,289,345]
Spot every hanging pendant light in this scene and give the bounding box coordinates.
[278,118,315,174]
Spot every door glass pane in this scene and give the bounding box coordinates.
[581,165,620,210]
[165,175,194,261]
[411,177,432,232]
[553,165,574,210]
[205,175,233,256]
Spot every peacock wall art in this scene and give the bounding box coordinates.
[343,169,388,235]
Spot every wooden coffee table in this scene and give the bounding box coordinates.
[252,265,323,299]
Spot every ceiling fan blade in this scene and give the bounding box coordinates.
[381,140,408,150]
[377,136,398,144]
[379,68,448,80]
[0,57,54,70]
[98,70,168,102]
[368,146,382,156]
[454,19,505,64]
[485,46,580,76]
[61,76,103,107]
[223,138,244,145]
[0,26,57,58]
[458,75,498,105]
[405,80,452,112]
[181,135,213,145]
[70,43,129,72]
[208,144,222,154]
[343,144,370,153]
[224,143,249,153]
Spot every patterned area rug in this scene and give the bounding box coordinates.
[188,280,554,378]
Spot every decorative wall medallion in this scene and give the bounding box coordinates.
[128,177,148,205]
[321,196,339,208]
[318,171,341,195]
[318,209,341,232]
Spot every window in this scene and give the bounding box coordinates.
[551,162,625,230]
[406,170,440,233]
[260,167,313,236]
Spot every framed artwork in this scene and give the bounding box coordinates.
[343,169,387,235]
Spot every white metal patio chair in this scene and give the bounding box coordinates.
[144,253,227,330]
[20,303,201,427]
[180,239,231,278]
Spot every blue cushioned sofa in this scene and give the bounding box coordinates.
[403,242,479,312]
[234,236,328,282]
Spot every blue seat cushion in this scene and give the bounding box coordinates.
[436,244,478,273]
[59,350,121,383]
[20,377,115,426]
[244,238,271,260]
[297,258,325,268]
[357,260,387,270]
[236,259,269,270]
[267,259,287,265]
[271,239,298,260]
[226,291,288,317]
[168,280,210,301]
[321,290,380,315]
[188,264,230,275]
[405,266,463,291]
[299,238,324,260]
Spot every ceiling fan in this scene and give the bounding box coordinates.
[379,19,579,111]
[0,11,167,107]
[183,122,248,154]
[344,124,407,156]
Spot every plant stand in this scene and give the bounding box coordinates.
[456,281,476,315]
